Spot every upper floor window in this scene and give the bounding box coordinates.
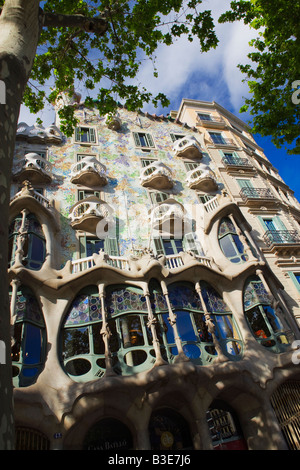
[209,132,226,145]
[197,113,212,121]
[10,285,46,387]
[218,217,248,264]
[133,132,155,149]
[149,191,169,204]
[9,213,46,270]
[79,235,119,258]
[170,133,186,142]
[75,127,96,144]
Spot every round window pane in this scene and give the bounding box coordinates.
[65,358,91,376]
[124,349,147,366]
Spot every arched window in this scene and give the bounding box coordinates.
[9,213,46,270]
[15,427,50,450]
[149,408,193,450]
[10,286,46,387]
[201,281,242,358]
[83,418,133,450]
[206,400,247,450]
[243,276,290,352]
[105,285,155,375]
[166,282,216,364]
[218,217,248,264]
[61,286,105,382]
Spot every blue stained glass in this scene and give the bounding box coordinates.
[65,293,102,326]
[201,282,229,313]
[106,287,148,316]
[244,277,271,310]
[168,284,203,311]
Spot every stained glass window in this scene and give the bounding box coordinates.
[10,285,46,387]
[106,286,148,316]
[243,276,289,352]
[218,217,248,264]
[166,283,216,364]
[200,281,242,358]
[8,213,46,270]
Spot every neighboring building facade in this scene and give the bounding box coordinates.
[8,94,300,450]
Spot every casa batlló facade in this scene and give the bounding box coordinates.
[8,93,300,450]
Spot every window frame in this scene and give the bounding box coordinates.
[74,126,97,144]
[133,131,155,149]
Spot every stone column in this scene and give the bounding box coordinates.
[97,283,114,376]
[13,208,28,268]
[9,278,21,342]
[195,281,228,362]
[143,285,166,366]
[160,280,187,361]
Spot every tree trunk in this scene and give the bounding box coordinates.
[0,0,41,449]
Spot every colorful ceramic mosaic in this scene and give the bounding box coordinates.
[243,277,271,310]
[168,284,203,311]
[65,294,102,326]
[12,105,217,268]
[14,288,44,326]
[200,282,230,313]
[106,287,148,316]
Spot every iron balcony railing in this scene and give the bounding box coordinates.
[264,230,300,247]
[222,156,252,168]
[240,187,276,202]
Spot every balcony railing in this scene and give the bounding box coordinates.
[222,156,252,168]
[71,252,212,274]
[240,187,276,203]
[12,153,53,183]
[140,162,173,189]
[70,156,107,186]
[173,136,203,159]
[11,183,52,209]
[186,167,218,191]
[196,115,225,128]
[263,230,300,247]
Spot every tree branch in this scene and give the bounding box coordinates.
[41,11,108,36]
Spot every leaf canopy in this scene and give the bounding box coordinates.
[219,0,300,154]
[12,0,219,135]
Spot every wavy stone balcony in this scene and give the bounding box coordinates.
[12,153,53,184]
[71,250,213,275]
[69,197,112,232]
[186,165,218,192]
[140,162,173,190]
[173,136,203,160]
[263,230,300,256]
[240,187,277,206]
[105,114,122,131]
[150,199,190,235]
[70,156,107,186]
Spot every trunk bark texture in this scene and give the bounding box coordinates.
[0,0,41,449]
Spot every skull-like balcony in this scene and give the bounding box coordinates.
[70,156,107,186]
[69,196,112,233]
[140,162,173,190]
[12,153,53,184]
[150,199,190,236]
[186,165,218,192]
[173,136,203,160]
[105,113,122,131]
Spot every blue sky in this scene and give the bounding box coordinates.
[18,0,300,200]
